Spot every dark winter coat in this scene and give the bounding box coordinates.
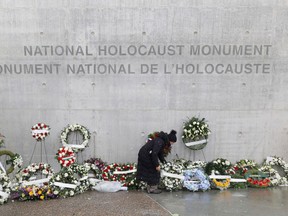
[136,132,168,185]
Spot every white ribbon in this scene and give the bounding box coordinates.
[185,139,208,147]
[62,156,75,161]
[63,144,85,149]
[88,173,96,178]
[161,171,184,180]
[22,178,50,186]
[53,182,77,189]
[230,178,247,183]
[113,169,137,175]
[32,129,49,134]
[0,191,9,199]
[79,176,88,181]
[209,174,231,179]
[0,162,6,174]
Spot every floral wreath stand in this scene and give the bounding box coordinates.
[29,124,50,164]
[184,139,207,161]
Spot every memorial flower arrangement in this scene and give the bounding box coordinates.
[246,178,270,188]
[60,124,91,151]
[31,123,50,141]
[259,165,288,186]
[56,147,76,167]
[205,158,232,175]
[84,158,106,179]
[228,159,258,176]
[6,153,23,170]
[263,156,288,175]
[160,161,184,191]
[183,169,210,192]
[211,178,230,190]
[49,164,89,198]
[0,171,11,204]
[11,185,57,201]
[182,117,210,143]
[186,160,207,170]
[102,163,138,189]
[15,162,54,183]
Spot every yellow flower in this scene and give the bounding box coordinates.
[29,191,34,196]
[38,190,42,195]
[40,195,45,200]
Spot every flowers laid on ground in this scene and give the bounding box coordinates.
[228,159,258,176]
[10,185,57,201]
[60,124,91,151]
[160,160,185,191]
[6,153,23,170]
[183,169,210,192]
[84,157,107,181]
[244,169,270,188]
[263,156,288,176]
[102,163,138,189]
[49,164,89,198]
[205,158,232,175]
[182,116,211,150]
[211,178,231,190]
[15,163,54,183]
[246,178,270,188]
[0,170,11,204]
[31,123,50,141]
[229,174,247,189]
[56,147,76,167]
[258,165,286,186]
[186,160,207,170]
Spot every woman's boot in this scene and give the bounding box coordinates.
[147,185,162,194]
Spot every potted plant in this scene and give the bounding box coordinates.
[181,116,211,150]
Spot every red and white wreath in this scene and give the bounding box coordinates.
[31,123,50,141]
[56,147,76,167]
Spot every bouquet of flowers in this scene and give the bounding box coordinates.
[205,158,232,175]
[182,116,211,150]
[160,160,185,191]
[10,185,57,201]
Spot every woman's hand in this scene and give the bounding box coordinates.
[156,165,161,172]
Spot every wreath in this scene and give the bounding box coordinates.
[205,158,232,175]
[56,147,76,167]
[0,171,11,205]
[84,158,107,183]
[160,161,184,191]
[0,150,23,174]
[211,178,230,190]
[102,163,138,189]
[31,123,50,141]
[183,169,210,192]
[263,156,288,178]
[60,124,91,151]
[182,116,211,150]
[259,165,288,186]
[244,169,270,188]
[10,185,57,201]
[187,160,207,170]
[16,162,54,183]
[228,159,258,176]
[49,164,89,198]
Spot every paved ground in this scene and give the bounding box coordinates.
[1,187,288,216]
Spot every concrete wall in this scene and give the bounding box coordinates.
[1,0,288,169]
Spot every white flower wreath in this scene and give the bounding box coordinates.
[187,160,207,170]
[0,171,11,205]
[15,162,54,185]
[259,165,288,186]
[49,164,89,198]
[160,161,184,191]
[262,156,288,185]
[60,124,91,151]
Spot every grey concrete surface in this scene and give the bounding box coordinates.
[149,187,288,216]
[1,188,288,216]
